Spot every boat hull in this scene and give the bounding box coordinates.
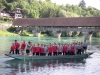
[5,52,93,60]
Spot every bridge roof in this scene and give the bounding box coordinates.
[13,17,100,27]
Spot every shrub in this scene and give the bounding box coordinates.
[21,30,29,36]
[78,32,84,36]
[46,31,53,36]
[93,32,100,37]
[7,26,16,32]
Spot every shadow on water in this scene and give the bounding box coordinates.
[4,59,86,75]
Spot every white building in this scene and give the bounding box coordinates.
[10,8,23,19]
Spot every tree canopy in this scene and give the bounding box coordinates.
[78,0,86,8]
[0,0,100,18]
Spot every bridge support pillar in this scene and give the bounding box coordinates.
[32,30,41,37]
[52,31,62,38]
[83,32,93,40]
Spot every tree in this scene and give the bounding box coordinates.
[1,0,100,18]
[58,10,67,17]
[45,0,51,2]
[78,0,86,8]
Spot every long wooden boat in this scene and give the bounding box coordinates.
[5,52,93,60]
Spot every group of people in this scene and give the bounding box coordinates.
[9,40,88,56]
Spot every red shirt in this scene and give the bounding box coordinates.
[31,46,36,53]
[48,46,53,53]
[14,42,20,50]
[21,42,26,50]
[63,45,68,52]
[35,46,41,52]
[52,45,58,52]
[70,45,74,52]
[40,47,44,53]
[10,45,15,51]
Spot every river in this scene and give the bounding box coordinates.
[0,36,100,75]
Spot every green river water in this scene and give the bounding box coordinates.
[0,36,100,75]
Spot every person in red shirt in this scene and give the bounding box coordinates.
[48,43,53,56]
[62,44,68,55]
[35,44,41,56]
[9,43,15,54]
[31,44,36,56]
[70,44,75,55]
[20,41,26,55]
[40,44,44,56]
[52,43,58,56]
[14,40,20,54]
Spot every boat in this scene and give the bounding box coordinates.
[5,52,93,60]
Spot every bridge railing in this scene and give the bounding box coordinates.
[16,26,100,32]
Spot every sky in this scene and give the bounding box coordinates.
[51,0,100,10]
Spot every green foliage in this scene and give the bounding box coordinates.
[21,30,33,36]
[72,31,80,37]
[79,32,84,36]
[0,3,5,8]
[61,31,83,37]
[0,0,100,37]
[93,32,100,37]
[0,0,100,18]
[46,31,53,36]
[0,30,18,36]
[7,26,16,32]
[21,30,29,36]
[78,0,86,8]
[0,15,12,23]
[58,10,67,17]
[0,16,4,20]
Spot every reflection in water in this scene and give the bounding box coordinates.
[89,36,92,50]
[58,37,61,43]
[5,59,86,75]
[38,36,41,44]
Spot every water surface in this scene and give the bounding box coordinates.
[0,36,100,75]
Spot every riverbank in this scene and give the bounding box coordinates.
[0,30,19,36]
[0,30,46,37]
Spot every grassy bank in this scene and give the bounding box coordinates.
[21,30,47,37]
[0,30,19,36]
[0,30,47,37]
[0,30,33,36]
